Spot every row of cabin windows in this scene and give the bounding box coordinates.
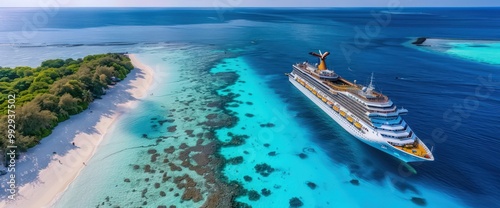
[381,133,411,139]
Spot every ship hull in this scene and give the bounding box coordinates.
[288,75,429,163]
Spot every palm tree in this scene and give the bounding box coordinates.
[82,89,94,103]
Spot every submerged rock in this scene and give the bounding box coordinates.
[306,181,317,189]
[350,179,360,186]
[245,113,254,117]
[411,197,427,206]
[412,37,427,45]
[268,151,277,156]
[289,197,303,207]
[298,153,308,159]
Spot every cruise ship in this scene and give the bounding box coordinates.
[288,51,434,163]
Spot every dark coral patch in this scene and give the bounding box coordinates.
[243,175,252,182]
[162,173,171,183]
[245,113,254,117]
[158,119,175,125]
[151,154,158,162]
[289,197,303,207]
[350,179,360,186]
[261,188,271,197]
[203,113,238,128]
[168,163,182,171]
[207,101,222,108]
[223,136,247,147]
[164,146,175,154]
[227,156,244,165]
[167,125,177,132]
[268,151,277,156]
[144,165,152,173]
[254,163,275,177]
[260,123,275,128]
[182,187,203,202]
[179,143,188,149]
[185,130,195,137]
[248,190,260,201]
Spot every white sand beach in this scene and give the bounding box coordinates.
[0,54,154,208]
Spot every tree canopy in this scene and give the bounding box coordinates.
[0,53,134,151]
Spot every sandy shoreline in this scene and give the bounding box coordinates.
[0,54,154,208]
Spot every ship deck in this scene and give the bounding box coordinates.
[391,142,430,159]
[292,68,373,125]
[295,64,389,103]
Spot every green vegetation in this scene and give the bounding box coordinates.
[0,53,134,151]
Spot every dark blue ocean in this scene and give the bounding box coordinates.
[0,8,499,208]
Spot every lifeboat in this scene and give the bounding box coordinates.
[340,110,346,117]
[322,97,327,102]
[312,90,317,95]
[354,122,362,129]
[347,116,354,123]
[333,106,339,112]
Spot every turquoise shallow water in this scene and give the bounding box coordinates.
[409,39,500,65]
[446,42,500,65]
[211,57,464,207]
[53,45,226,207]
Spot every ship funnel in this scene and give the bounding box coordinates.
[309,51,330,70]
